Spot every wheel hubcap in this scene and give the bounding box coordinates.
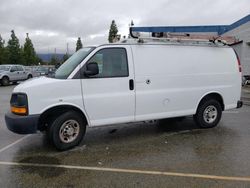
[3,78,8,85]
[203,105,218,124]
[59,120,80,143]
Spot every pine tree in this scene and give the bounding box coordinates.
[0,35,4,48]
[108,20,118,43]
[63,53,69,62]
[7,30,22,64]
[23,33,37,65]
[50,55,58,65]
[0,35,5,65]
[20,46,26,65]
[76,37,83,51]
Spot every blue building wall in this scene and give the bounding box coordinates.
[131,14,250,35]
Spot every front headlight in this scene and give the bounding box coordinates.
[10,93,28,116]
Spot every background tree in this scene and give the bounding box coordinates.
[23,33,37,65]
[76,37,83,51]
[63,53,69,62]
[7,30,22,64]
[50,55,58,65]
[108,20,118,43]
[0,35,5,65]
[20,46,26,65]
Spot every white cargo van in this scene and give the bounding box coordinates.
[5,37,242,150]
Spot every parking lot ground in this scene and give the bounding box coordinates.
[0,86,24,150]
[1,85,250,187]
[242,86,250,105]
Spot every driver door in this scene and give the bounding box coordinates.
[80,46,135,126]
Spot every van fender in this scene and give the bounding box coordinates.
[195,91,224,113]
[0,73,7,80]
[39,102,91,126]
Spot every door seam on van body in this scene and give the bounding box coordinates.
[130,45,137,121]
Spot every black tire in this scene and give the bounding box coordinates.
[27,74,33,79]
[194,99,222,128]
[48,111,86,151]
[1,76,9,86]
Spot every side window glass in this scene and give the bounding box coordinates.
[89,53,103,74]
[17,66,24,71]
[86,48,128,78]
[10,66,17,72]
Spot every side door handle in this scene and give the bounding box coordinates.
[129,79,134,90]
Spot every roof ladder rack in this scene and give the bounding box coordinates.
[129,27,228,45]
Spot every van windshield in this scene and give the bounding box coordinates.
[55,47,95,79]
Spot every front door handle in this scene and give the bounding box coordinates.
[129,79,134,90]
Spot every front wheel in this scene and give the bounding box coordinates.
[194,99,222,128]
[48,111,86,151]
[1,76,9,86]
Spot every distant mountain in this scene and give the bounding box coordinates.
[37,54,65,62]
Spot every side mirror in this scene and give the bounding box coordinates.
[84,62,99,77]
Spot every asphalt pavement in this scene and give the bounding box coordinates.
[242,86,250,105]
[0,85,250,187]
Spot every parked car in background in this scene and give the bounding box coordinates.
[35,66,56,76]
[24,66,40,78]
[0,64,33,86]
[242,75,250,86]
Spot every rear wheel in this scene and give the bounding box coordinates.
[194,99,222,128]
[1,76,9,86]
[48,111,86,151]
[27,74,32,79]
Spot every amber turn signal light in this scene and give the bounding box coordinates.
[11,106,27,115]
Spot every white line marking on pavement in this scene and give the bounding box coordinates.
[0,161,250,182]
[0,135,30,153]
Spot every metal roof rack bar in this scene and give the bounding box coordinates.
[129,27,228,45]
[129,27,138,39]
[137,36,211,43]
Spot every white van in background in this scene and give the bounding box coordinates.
[5,38,242,150]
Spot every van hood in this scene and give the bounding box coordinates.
[13,77,63,93]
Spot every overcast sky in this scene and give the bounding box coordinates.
[0,0,250,53]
